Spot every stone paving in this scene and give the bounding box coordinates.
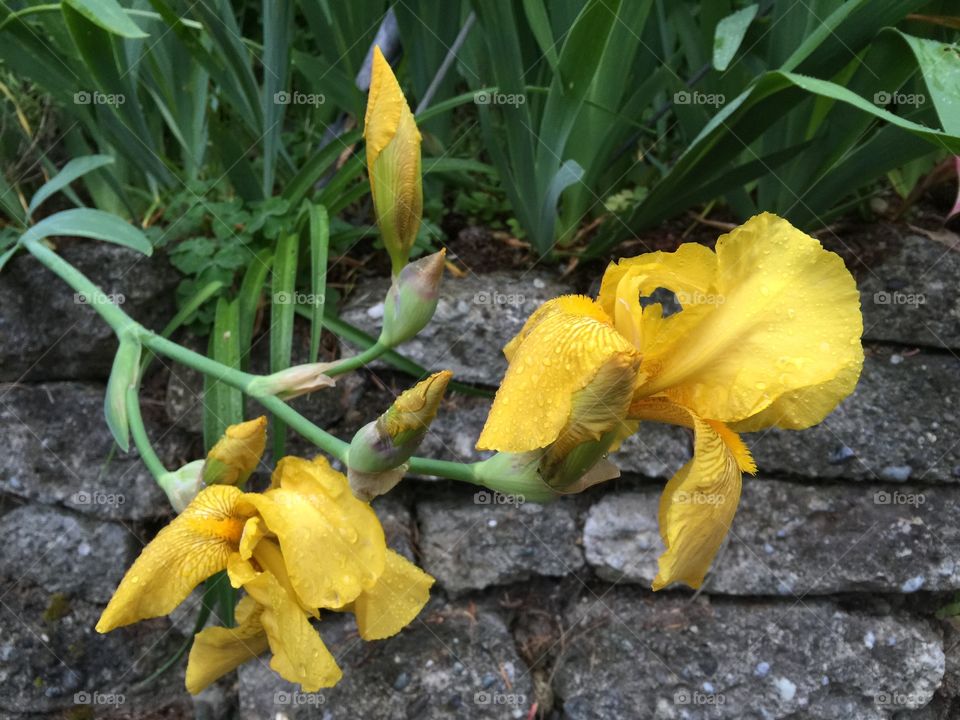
[1,228,959,718]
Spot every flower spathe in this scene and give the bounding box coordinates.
[96,428,434,694]
[478,213,863,590]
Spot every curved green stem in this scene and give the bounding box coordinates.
[327,342,388,377]
[24,241,520,492]
[0,4,59,33]
[125,386,168,478]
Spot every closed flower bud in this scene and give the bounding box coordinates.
[157,460,205,513]
[248,363,336,400]
[203,416,267,486]
[379,249,445,348]
[347,371,451,499]
[365,45,422,275]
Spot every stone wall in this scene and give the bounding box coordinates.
[1,228,959,719]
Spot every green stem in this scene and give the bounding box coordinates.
[24,240,137,336]
[24,241,525,492]
[327,342,388,376]
[125,386,168,478]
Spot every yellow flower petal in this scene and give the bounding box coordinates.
[353,549,434,641]
[477,296,639,452]
[243,565,342,691]
[729,360,862,431]
[246,456,386,609]
[635,213,863,425]
[632,401,753,591]
[365,46,422,273]
[185,595,269,695]
[97,486,250,632]
[597,242,719,345]
[364,46,409,166]
[204,416,267,486]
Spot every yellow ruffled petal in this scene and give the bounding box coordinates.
[246,456,386,609]
[97,486,250,632]
[243,565,342,691]
[636,402,753,591]
[365,46,422,273]
[203,416,267,486]
[636,213,863,425]
[185,596,269,695]
[353,549,434,641]
[597,242,719,345]
[477,296,640,452]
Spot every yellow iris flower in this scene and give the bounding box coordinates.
[365,45,422,275]
[97,421,434,694]
[478,213,863,590]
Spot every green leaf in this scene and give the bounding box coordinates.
[105,335,141,452]
[522,0,560,71]
[261,0,294,195]
[237,247,274,363]
[307,204,329,363]
[63,0,148,38]
[269,232,298,457]
[28,154,115,218]
[713,4,758,72]
[0,245,18,273]
[204,298,243,449]
[20,209,153,255]
[897,32,960,136]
